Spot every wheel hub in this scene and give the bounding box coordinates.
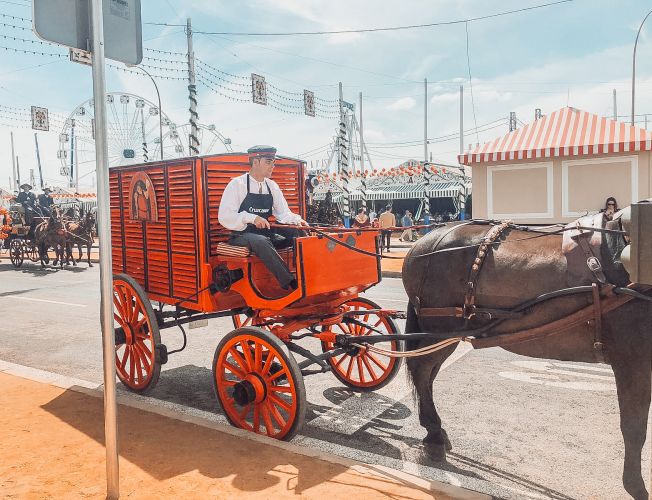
[232,374,266,405]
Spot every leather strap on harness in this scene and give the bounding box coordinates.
[574,221,607,284]
[463,221,512,319]
[591,282,606,362]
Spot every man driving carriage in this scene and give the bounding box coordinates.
[218,145,309,291]
[15,183,37,226]
[37,187,54,217]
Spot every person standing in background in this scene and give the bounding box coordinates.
[378,205,395,253]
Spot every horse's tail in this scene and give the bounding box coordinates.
[404,300,420,400]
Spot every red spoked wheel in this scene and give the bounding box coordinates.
[113,274,161,394]
[322,297,403,391]
[213,327,306,441]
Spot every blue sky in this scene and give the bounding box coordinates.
[2,0,652,190]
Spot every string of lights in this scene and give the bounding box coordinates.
[196,76,252,103]
[143,54,187,65]
[196,58,249,81]
[0,43,66,57]
[144,47,186,57]
[195,63,250,88]
[197,72,251,96]
[0,13,30,22]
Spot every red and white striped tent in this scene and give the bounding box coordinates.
[458,107,652,165]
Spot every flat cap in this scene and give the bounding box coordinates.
[20,183,32,190]
[247,145,277,158]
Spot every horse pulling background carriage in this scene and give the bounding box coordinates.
[110,153,404,439]
[0,203,96,269]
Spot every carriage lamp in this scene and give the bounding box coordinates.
[619,201,652,285]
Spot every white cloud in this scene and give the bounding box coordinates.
[386,97,416,110]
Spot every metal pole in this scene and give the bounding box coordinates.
[338,82,350,227]
[424,78,428,162]
[130,66,163,160]
[613,89,617,121]
[186,17,199,155]
[89,0,119,497]
[10,132,17,190]
[74,131,79,190]
[358,91,366,211]
[34,133,44,190]
[15,156,20,187]
[459,85,464,155]
[70,121,75,188]
[632,10,652,125]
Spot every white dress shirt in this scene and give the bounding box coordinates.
[218,173,304,231]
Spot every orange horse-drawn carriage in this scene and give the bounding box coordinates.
[110,153,404,439]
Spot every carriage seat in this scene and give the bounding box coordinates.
[215,242,251,257]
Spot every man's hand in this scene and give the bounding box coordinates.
[253,216,270,229]
[297,218,310,227]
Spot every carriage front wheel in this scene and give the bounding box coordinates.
[113,274,161,393]
[321,297,404,391]
[9,239,23,268]
[213,327,306,441]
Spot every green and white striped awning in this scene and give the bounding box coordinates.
[312,181,470,202]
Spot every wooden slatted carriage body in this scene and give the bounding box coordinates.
[109,153,403,440]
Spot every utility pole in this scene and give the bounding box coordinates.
[359,91,366,211]
[424,78,428,163]
[10,132,17,190]
[74,131,79,191]
[459,85,464,155]
[186,17,199,155]
[34,133,44,190]
[338,82,350,227]
[70,120,75,188]
[509,112,517,132]
[613,89,617,121]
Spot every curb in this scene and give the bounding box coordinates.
[382,270,402,278]
[0,359,490,500]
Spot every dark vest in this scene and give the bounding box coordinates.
[235,174,274,236]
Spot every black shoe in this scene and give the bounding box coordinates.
[282,279,298,291]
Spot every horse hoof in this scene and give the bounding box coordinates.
[423,441,447,462]
[441,429,453,451]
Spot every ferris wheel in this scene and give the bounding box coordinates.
[57,93,183,181]
[160,122,233,158]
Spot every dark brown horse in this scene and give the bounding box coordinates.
[34,206,67,268]
[401,219,651,499]
[64,210,96,267]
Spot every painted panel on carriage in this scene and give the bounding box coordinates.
[129,172,158,222]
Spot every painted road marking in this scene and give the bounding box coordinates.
[498,360,616,392]
[4,296,87,308]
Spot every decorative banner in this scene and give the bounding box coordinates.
[251,73,267,105]
[31,105,49,131]
[304,90,315,117]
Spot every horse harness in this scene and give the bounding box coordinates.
[416,220,638,362]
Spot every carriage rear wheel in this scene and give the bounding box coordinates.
[321,297,403,391]
[213,327,306,441]
[113,274,161,393]
[9,239,23,267]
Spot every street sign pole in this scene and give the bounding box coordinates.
[89,0,119,497]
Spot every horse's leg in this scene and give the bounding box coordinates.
[87,242,93,267]
[67,242,76,266]
[405,302,456,461]
[609,329,651,500]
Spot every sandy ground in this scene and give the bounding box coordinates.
[0,371,458,499]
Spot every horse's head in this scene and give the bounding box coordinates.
[48,206,66,235]
[83,210,96,231]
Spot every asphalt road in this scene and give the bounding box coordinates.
[0,259,649,499]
